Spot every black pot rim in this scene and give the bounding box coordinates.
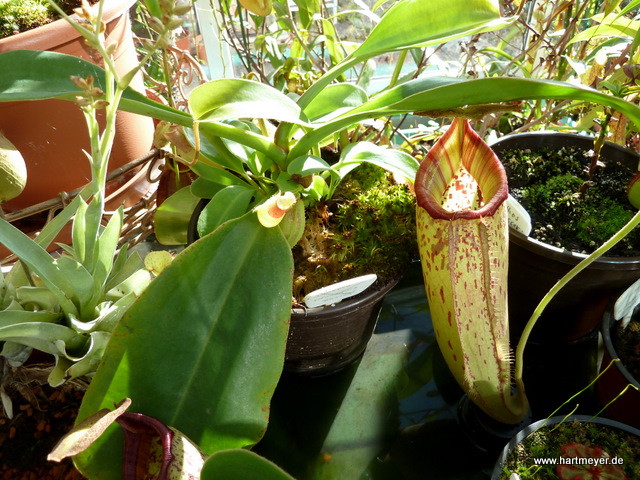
[291,276,400,317]
[489,131,640,267]
[492,414,640,480]
[602,303,640,389]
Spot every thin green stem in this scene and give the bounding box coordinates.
[388,50,407,88]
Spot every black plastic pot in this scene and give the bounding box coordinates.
[490,133,640,417]
[597,300,640,430]
[491,415,640,480]
[188,199,399,376]
[490,132,640,343]
[286,277,399,375]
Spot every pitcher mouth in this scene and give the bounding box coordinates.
[415,118,508,221]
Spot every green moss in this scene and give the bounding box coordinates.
[0,0,85,39]
[0,0,53,38]
[501,420,640,480]
[292,164,418,300]
[501,146,640,256]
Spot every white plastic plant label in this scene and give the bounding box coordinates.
[303,274,377,308]
[506,194,532,236]
[614,277,640,329]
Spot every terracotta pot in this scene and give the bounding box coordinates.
[0,0,155,212]
[491,415,640,480]
[285,278,399,376]
[490,132,640,343]
[597,302,640,430]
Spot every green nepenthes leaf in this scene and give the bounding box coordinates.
[297,0,514,108]
[336,141,419,183]
[0,50,190,127]
[197,185,256,237]
[153,187,201,246]
[414,118,528,424]
[302,83,369,122]
[201,449,295,480]
[189,78,307,125]
[75,213,293,480]
[291,76,640,159]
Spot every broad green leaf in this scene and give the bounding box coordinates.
[75,213,294,480]
[302,84,368,121]
[570,23,639,44]
[153,187,200,245]
[201,449,295,480]
[336,142,419,183]
[0,50,191,124]
[353,0,510,59]
[287,155,332,176]
[190,177,226,199]
[190,160,247,187]
[298,0,514,107]
[197,186,255,237]
[184,127,245,174]
[189,79,306,124]
[414,119,527,424]
[291,76,640,157]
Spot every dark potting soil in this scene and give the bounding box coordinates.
[0,369,88,480]
[500,420,640,479]
[499,146,640,257]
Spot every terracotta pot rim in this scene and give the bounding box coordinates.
[602,305,640,389]
[492,414,640,480]
[0,0,137,51]
[490,132,640,268]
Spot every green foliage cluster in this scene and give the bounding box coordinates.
[0,0,53,38]
[292,164,417,300]
[0,0,83,38]
[502,147,639,255]
[501,421,640,479]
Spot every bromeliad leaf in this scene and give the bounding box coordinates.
[414,118,528,424]
[0,219,78,316]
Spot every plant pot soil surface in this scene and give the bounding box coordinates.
[0,365,88,480]
[499,420,640,479]
[500,144,639,257]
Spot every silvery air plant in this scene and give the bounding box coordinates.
[0,0,186,393]
[4,0,640,478]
